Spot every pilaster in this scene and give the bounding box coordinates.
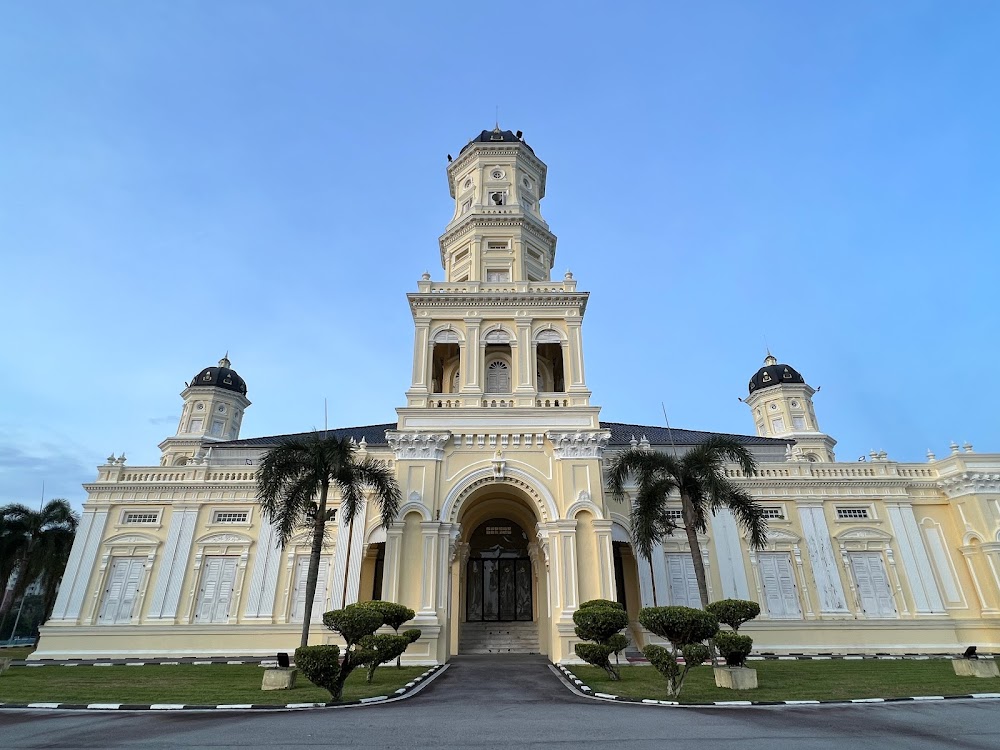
[146,505,199,622]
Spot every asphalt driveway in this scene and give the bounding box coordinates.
[0,655,998,749]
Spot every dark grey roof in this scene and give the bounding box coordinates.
[748,358,805,395]
[460,127,534,155]
[189,361,247,396]
[211,423,395,448]
[600,422,787,446]
[213,420,785,450]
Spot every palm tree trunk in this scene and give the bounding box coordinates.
[0,550,32,620]
[681,494,710,608]
[300,480,330,649]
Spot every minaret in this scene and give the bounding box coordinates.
[439,126,556,284]
[398,127,597,420]
[159,355,251,466]
[744,353,836,462]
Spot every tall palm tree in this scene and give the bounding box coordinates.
[607,436,768,608]
[0,500,79,621]
[257,434,401,649]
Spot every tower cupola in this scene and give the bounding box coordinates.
[743,353,836,462]
[159,354,252,466]
[439,126,556,284]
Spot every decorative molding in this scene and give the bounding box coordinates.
[546,430,611,459]
[385,431,451,461]
[938,473,1000,498]
[197,533,252,545]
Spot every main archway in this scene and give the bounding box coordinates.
[449,481,549,656]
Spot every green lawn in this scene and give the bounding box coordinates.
[571,659,1000,704]
[0,647,35,661]
[0,664,428,705]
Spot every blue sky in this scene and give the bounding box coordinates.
[1,1,998,509]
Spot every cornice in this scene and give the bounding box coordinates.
[447,144,547,195]
[439,214,556,257]
[408,292,589,312]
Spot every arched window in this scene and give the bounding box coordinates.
[486,360,510,393]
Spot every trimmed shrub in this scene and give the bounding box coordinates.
[638,606,719,698]
[360,601,414,632]
[714,631,753,668]
[323,605,385,645]
[316,601,418,700]
[359,601,415,668]
[573,601,630,680]
[638,606,718,645]
[573,605,629,645]
[293,645,340,696]
[359,630,421,683]
[606,632,631,666]
[705,599,761,632]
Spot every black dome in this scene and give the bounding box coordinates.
[748,355,805,394]
[190,356,247,396]
[460,126,534,154]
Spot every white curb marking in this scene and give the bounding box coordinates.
[86,703,121,710]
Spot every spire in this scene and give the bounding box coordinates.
[219,352,231,368]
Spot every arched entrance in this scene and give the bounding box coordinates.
[465,518,533,622]
[450,484,548,655]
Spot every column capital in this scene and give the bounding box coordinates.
[386,431,451,460]
[546,430,611,459]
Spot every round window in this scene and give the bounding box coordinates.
[491,169,504,180]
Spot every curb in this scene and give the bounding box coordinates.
[553,664,1000,708]
[0,664,447,712]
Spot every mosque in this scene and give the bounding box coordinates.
[35,128,1000,661]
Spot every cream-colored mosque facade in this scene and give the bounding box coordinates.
[35,128,1000,662]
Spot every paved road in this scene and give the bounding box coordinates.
[1,655,998,749]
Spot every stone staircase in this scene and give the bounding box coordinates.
[459,621,540,654]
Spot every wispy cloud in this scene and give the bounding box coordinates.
[0,440,92,508]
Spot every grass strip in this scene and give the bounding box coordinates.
[0,664,428,705]
[571,659,1000,704]
[0,648,35,661]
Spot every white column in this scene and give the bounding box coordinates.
[383,522,405,604]
[710,508,751,600]
[635,551,656,607]
[566,320,586,390]
[555,520,579,619]
[411,321,431,390]
[592,520,616,601]
[243,519,282,620]
[649,541,669,606]
[49,507,108,622]
[885,502,945,614]
[146,505,199,621]
[462,319,481,391]
[796,502,849,614]
[515,321,533,392]
[331,502,368,609]
[436,524,454,611]
[418,521,440,616]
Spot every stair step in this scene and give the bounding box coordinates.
[459,622,540,654]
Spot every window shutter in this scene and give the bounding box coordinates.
[759,553,801,618]
[850,553,895,617]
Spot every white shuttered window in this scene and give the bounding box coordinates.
[757,552,802,619]
[98,557,145,624]
[194,556,239,623]
[665,553,701,608]
[291,556,332,623]
[849,552,896,617]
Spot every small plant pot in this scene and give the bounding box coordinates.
[952,659,999,678]
[714,666,758,690]
[261,667,298,690]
